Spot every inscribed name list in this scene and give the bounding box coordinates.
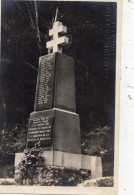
[36,54,55,110]
[27,116,53,147]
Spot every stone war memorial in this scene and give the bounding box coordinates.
[14,20,102,185]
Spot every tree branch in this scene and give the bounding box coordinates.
[26,3,35,29]
[34,0,42,56]
[39,16,49,30]
[23,62,38,71]
[54,6,58,22]
[58,12,66,20]
[14,0,28,17]
[76,59,89,74]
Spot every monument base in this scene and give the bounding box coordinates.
[27,108,81,154]
[15,151,102,182]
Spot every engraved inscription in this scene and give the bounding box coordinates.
[27,116,53,147]
[36,54,55,110]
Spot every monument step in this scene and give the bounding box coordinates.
[15,151,102,179]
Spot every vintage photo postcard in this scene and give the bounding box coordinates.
[0,0,122,194]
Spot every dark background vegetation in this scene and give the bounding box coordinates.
[0,0,116,178]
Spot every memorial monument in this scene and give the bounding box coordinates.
[15,21,102,183]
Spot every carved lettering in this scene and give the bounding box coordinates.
[27,116,53,147]
[35,54,55,110]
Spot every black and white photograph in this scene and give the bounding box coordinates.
[0,0,121,192]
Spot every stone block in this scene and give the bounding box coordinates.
[53,151,63,167]
[41,151,53,166]
[91,156,103,179]
[54,109,81,154]
[95,157,103,178]
[54,53,76,112]
[81,155,91,170]
[14,153,24,167]
[91,156,96,178]
[63,152,81,169]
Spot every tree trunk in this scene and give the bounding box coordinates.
[34,0,42,56]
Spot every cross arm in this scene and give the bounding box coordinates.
[49,25,67,36]
[58,36,69,46]
[46,36,69,49]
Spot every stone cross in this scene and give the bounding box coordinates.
[46,21,69,53]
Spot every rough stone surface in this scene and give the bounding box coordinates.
[77,176,113,187]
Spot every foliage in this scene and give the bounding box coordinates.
[16,145,43,185]
[81,125,114,176]
[81,126,114,157]
[16,165,91,186]
[62,168,91,186]
[0,121,27,166]
[41,167,91,186]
